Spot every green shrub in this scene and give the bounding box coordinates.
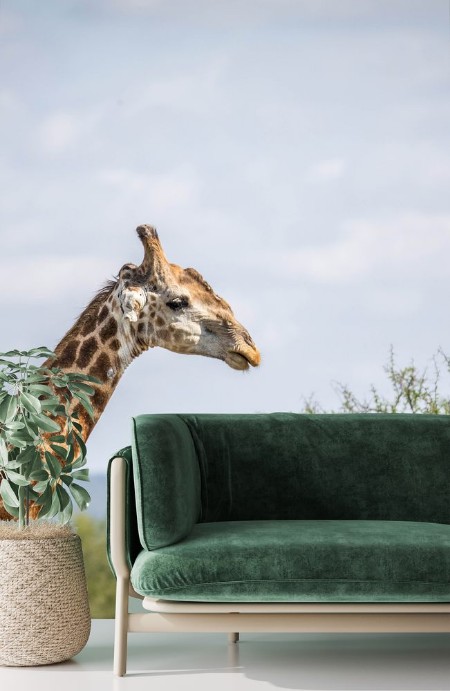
[304,347,450,414]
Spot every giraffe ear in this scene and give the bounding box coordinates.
[118,284,146,323]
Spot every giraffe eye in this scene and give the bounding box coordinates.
[167,297,189,311]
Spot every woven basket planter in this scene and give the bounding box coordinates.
[0,533,91,666]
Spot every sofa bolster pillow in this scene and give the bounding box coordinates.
[132,414,201,550]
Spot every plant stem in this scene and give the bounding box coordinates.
[18,485,25,529]
[26,485,30,526]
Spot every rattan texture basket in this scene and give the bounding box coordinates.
[0,534,91,666]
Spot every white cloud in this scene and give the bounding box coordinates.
[283,213,450,284]
[306,158,346,183]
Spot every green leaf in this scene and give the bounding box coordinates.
[0,395,18,423]
[27,347,56,359]
[60,474,73,486]
[74,392,94,419]
[2,501,19,518]
[68,372,101,385]
[7,428,34,446]
[74,432,87,460]
[35,483,52,506]
[72,454,87,470]
[45,487,61,519]
[7,436,27,450]
[26,384,54,397]
[69,382,95,396]
[0,478,19,507]
[45,451,61,478]
[21,416,39,441]
[29,412,61,433]
[39,400,62,412]
[20,391,42,414]
[7,447,38,470]
[21,374,48,384]
[72,468,89,482]
[5,421,25,431]
[16,445,39,464]
[60,497,73,524]
[0,437,8,465]
[52,378,68,388]
[50,435,66,443]
[5,469,30,487]
[29,468,49,481]
[32,480,48,494]
[66,443,75,465]
[69,482,91,511]
[50,444,68,460]
[56,484,70,510]
[0,349,26,357]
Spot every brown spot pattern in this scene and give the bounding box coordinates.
[77,336,98,368]
[80,313,98,336]
[156,316,164,327]
[89,352,111,382]
[100,317,118,342]
[98,305,109,322]
[57,340,79,368]
[92,387,108,414]
[110,338,120,351]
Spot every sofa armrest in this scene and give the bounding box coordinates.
[131,415,201,550]
[107,447,141,578]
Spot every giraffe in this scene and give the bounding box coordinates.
[42,224,260,444]
[0,225,261,519]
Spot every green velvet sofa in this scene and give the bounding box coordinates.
[107,413,450,675]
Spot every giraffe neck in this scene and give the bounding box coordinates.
[46,284,146,441]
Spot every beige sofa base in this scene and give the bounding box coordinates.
[110,457,450,677]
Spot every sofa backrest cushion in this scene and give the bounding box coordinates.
[176,413,450,525]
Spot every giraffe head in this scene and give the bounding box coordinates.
[115,225,260,371]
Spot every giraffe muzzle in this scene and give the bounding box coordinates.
[226,348,261,371]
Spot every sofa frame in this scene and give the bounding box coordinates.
[110,455,450,677]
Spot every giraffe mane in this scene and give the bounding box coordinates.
[55,279,117,348]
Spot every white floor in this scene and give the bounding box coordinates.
[1,620,449,691]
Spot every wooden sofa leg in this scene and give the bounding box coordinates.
[228,632,239,644]
[114,577,129,676]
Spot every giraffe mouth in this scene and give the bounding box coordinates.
[226,350,260,371]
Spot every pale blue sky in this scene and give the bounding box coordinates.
[1,1,450,471]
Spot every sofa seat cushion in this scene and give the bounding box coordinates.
[130,520,450,602]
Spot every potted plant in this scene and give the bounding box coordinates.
[0,346,97,666]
